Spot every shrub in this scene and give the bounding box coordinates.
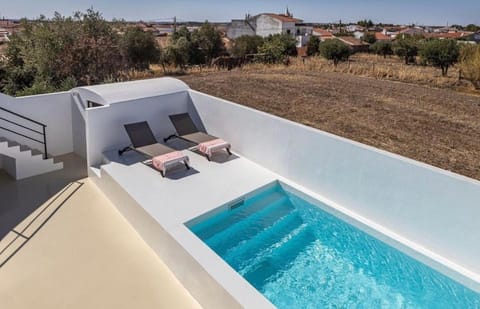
[306,35,320,56]
[459,45,480,89]
[122,27,160,70]
[362,32,377,44]
[258,34,297,63]
[319,39,351,66]
[393,36,420,64]
[370,41,393,58]
[231,35,264,57]
[420,39,459,76]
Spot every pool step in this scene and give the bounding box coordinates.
[242,225,317,290]
[224,211,305,270]
[206,198,294,254]
[194,190,286,240]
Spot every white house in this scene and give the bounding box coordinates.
[227,11,303,39]
[2,77,480,307]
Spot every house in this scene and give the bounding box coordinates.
[375,32,392,41]
[473,31,480,43]
[337,36,370,52]
[154,24,175,36]
[227,10,304,39]
[353,31,365,40]
[312,28,335,41]
[396,27,426,38]
[2,77,480,308]
[429,31,474,40]
[346,24,365,33]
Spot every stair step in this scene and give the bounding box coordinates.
[193,190,286,240]
[206,199,294,255]
[242,225,316,290]
[224,212,304,270]
[0,136,63,180]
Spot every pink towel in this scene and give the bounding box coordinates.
[198,139,231,157]
[152,151,189,173]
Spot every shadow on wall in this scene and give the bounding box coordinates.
[0,153,87,241]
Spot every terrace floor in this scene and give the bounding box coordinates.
[101,141,278,229]
[0,178,201,309]
[98,141,280,308]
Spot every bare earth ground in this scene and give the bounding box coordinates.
[179,69,480,180]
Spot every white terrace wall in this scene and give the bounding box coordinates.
[0,92,74,156]
[189,89,480,276]
[85,91,199,167]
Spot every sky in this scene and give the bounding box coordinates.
[1,0,479,26]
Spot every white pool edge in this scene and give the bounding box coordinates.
[277,177,480,294]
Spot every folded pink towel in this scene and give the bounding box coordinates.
[152,151,189,173]
[198,139,231,157]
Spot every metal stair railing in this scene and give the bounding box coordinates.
[0,106,48,159]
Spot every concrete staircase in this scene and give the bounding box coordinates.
[0,137,63,180]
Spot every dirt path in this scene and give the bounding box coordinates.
[180,70,480,180]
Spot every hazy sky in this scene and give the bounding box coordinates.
[1,0,479,26]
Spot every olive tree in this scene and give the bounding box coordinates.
[370,41,393,58]
[122,26,161,70]
[420,39,459,76]
[393,36,419,64]
[319,39,351,66]
[230,35,264,57]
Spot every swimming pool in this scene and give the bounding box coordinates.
[188,182,480,308]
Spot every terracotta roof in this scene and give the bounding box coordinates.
[338,36,369,46]
[262,13,302,23]
[375,32,392,41]
[429,31,473,39]
[312,28,334,37]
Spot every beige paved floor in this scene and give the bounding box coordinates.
[0,178,201,309]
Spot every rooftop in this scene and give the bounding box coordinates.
[262,13,302,23]
[2,77,480,307]
[0,178,200,308]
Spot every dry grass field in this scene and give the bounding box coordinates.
[178,61,480,180]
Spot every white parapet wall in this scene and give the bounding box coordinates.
[0,92,74,156]
[188,89,480,280]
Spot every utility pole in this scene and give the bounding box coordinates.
[173,16,177,33]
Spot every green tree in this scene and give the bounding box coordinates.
[420,39,459,76]
[465,24,479,32]
[362,32,377,44]
[122,27,160,70]
[306,35,320,56]
[1,8,125,95]
[370,41,393,58]
[72,9,123,85]
[258,34,297,63]
[230,35,264,57]
[319,39,351,66]
[358,19,374,28]
[459,44,480,89]
[165,36,190,70]
[393,36,420,64]
[192,22,225,64]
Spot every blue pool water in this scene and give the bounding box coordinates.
[189,183,480,308]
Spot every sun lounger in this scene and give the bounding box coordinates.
[119,121,190,177]
[164,113,232,161]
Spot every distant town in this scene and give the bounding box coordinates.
[1,9,480,56]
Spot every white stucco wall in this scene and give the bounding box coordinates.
[188,89,480,277]
[85,91,197,167]
[256,15,283,37]
[0,92,74,156]
[227,20,256,39]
